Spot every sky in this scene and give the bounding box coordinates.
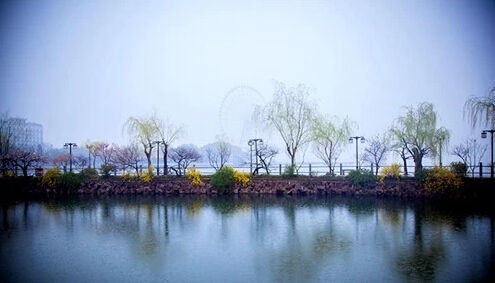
[1,0,494,165]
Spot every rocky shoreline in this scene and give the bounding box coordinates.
[2,177,494,199]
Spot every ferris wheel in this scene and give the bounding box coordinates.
[218,86,265,146]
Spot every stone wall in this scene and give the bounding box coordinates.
[77,178,428,197]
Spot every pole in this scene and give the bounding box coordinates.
[69,145,73,173]
[249,143,253,175]
[157,143,160,176]
[254,141,258,175]
[491,131,494,178]
[355,139,359,170]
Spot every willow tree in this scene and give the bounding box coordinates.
[390,102,449,173]
[433,127,450,167]
[464,87,495,129]
[312,115,353,175]
[256,83,316,169]
[124,116,159,167]
[152,116,183,175]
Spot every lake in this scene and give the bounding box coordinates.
[1,195,494,282]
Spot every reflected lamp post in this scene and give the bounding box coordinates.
[64,142,77,173]
[481,130,494,178]
[349,136,365,170]
[248,138,263,175]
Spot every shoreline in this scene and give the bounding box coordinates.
[1,177,494,200]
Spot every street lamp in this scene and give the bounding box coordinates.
[349,136,365,170]
[248,138,263,175]
[481,130,494,178]
[64,143,77,173]
[153,141,162,176]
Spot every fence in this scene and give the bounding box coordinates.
[17,162,495,178]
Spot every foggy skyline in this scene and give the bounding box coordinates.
[1,0,495,165]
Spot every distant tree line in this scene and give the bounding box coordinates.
[1,86,494,177]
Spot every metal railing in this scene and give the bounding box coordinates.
[4,161,495,178]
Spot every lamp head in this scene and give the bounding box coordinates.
[481,131,487,139]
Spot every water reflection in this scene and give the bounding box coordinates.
[1,196,494,282]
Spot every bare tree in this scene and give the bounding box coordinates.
[52,153,71,173]
[255,144,278,174]
[169,145,201,175]
[451,138,487,177]
[255,82,316,169]
[9,148,46,176]
[206,137,231,171]
[363,134,391,175]
[112,144,143,174]
[93,142,114,165]
[152,116,183,175]
[312,115,353,175]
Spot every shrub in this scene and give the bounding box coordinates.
[425,167,463,193]
[414,168,432,182]
[58,172,83,191]
[450,162,467,177]
[41,168,61,188]
[139,165,155,183]
[100,164,116,178]
[379,163,402,183]
[346,169,377,186]
[210,166,235,193]
[282,165,296,177]
[186,167,204,186]
[79,168,99,180]
[233,170,251,187]
[122,172,135,181]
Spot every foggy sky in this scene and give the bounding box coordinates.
[1,0,494,165]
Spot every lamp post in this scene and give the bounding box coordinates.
[153,141,162,176]
[248,138,263,175]
[64,143,77,173]
[481,130,495,178]
[349,136,365,170]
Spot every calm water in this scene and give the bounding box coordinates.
[1,196,494,282]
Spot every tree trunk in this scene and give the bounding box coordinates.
[22,167,28,177]
[145,150,152,168]
[375,162,379,175]
[413,153,423,174]
[402,157,408,175]
[163,144,168,175]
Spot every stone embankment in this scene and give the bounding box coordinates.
[77,178,427,197]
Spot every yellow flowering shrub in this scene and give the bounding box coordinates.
[379,163,402,183]
[186,167,204,186]
[122,172,135,181]
[139,166,155,183]
[425,167,462,193]
[233,170,251,187]
[41,168,61,188]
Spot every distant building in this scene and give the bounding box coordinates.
[2,117,43,151]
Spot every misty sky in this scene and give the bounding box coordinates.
[1,0,494,165]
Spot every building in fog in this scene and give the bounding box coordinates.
[1,117,43,151]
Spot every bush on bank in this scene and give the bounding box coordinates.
[346,169,377,186]
[424,167,463,193]
[186,167,204,186]
[210,166,252,193]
